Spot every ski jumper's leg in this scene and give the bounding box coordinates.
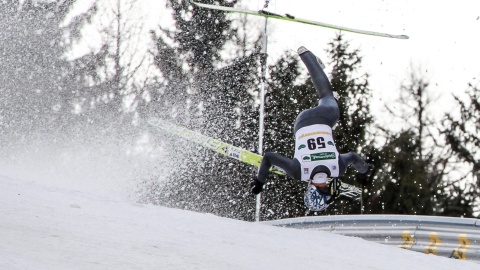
[257,152,301,183]
[338,152,369,175]
[294,48,339,132]
[299,47,333,99]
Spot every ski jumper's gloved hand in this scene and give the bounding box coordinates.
[250,177,264,195]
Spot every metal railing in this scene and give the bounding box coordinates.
[263,215,480,262]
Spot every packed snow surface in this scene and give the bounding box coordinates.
[0,175,477,270]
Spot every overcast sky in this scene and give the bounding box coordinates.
[79,0,480,127]
[232,0,479,126]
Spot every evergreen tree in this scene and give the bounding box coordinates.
[63,0,148,129]
[444,83,480,172]
[442,80,480,216]
[141,0,262,220]
[368,70,471,216]
[145,0,240,123]
[370,130,432,214]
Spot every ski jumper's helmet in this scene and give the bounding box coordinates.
[304,184,331,212]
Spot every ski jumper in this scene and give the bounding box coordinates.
[256,48,369,183]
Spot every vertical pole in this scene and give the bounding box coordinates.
[361,184,364,214]
[255,17,268,222]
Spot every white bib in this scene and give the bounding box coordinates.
[294,124,340,181]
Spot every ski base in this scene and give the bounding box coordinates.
[191,1,409,39]
[148,117,361,209]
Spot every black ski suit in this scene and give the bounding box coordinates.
[256,48,369,184]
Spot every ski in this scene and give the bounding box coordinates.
[148,117,361,200]
[147,118,285,175]
[191,1,409,40]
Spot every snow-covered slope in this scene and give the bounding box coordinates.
[0,175,477,270]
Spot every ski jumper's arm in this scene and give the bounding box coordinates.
[338,152,369,176]
[257,152,301,183]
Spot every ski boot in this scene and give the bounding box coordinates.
[297,46,325,69]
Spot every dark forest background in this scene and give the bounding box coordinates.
[1,0,478,221]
